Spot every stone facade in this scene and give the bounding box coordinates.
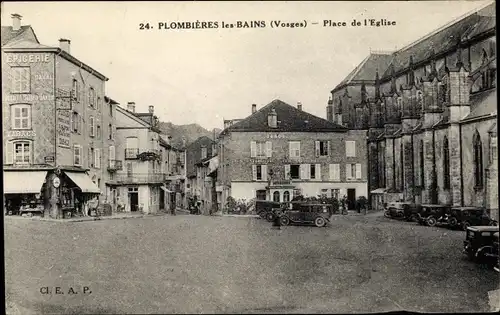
[327,2,497,218]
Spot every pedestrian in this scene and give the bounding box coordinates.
[272,209,281,230]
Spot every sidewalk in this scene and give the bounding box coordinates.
[5,212,169,223]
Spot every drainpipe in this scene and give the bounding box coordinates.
[410,133,415,202]
[432,129,437,204]
[459,123,464,206]
[392,137,396,192]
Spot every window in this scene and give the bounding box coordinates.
[310,164,316,179]
[315,140,330,156]
[283,191,290,202]
[90,148,95,168]
[71,111,81,133]
[290,164,300,179]
[12,67,30,93]
[95,148,101,169]
[109,145,116,168]
[127,162,133,177]
[89,116,95,137]
[252,164,267,181]
[420,140,425,186]
[346,163,361,180]
[11,104,31,129]
[97,124,101,139]
[331,189,340,200]
[473,131,484,188]
[251,141,272,158]
[443,136,450,189]
[109,124,113,140]
[12,141,31,164]
[289,141,301,158]
[273,191,280,202]
[329,164,340,181]
[97,97,101,111]
[73,144,82,166]
[346,141,356,157]
[109,103,113,117]
[71,79,79,101]
[201,147,207,159]
[89,88,95,107]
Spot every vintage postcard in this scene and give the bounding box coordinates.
[2,0,498,314]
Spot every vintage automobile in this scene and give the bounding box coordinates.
[447,206,498,230]
[463,226,499,267]
[384,202,421,221]
[279,202,333,227]
[255,200,282,222]
[416,204,451,227]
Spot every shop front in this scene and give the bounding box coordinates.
[4,170,48,216]
[56,169,101,218]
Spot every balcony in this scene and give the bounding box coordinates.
[125,148,161,161]
[109,172,166,184]
[107,160,123,172]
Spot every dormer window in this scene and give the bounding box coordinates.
[267,109,277,128]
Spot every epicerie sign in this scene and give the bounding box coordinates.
[6,53,51,63]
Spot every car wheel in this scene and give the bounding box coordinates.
[315,217,326,227]
[266,213,275,222]
[426,216,437,227]
[462,221,471,231]
[448,217,458,228]
[280,216,290,226]
[384,210,391,218]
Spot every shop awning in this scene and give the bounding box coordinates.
[65,171,101,193]
[370,188,387,194]
[3,171,48,194]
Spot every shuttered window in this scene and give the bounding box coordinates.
[12,67,30,93]
[329,164,340,181]
[346,141,356,157]
[73,144,82,166]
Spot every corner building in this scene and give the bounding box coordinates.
[2,14,116,218]
[217,100,368,210]
[326,2,498,220]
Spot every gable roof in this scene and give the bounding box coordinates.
[116,105,152,127]
[222,99,347,133]
[333,52,393,92]
[1,25,38,46]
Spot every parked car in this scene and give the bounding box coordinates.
[255,200,282,222]
[463,226,499,267]
[416,204,451,227]
[279,202,333,227]
[447,206,498,230]
[384,202,421,221]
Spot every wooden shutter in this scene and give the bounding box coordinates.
[300,164,306,179]
[330,164,340,181]
[356,163,362,179]
[6,142,13,164]
[284,164,290,180]
[252,165,257,181]
[305,164,311,180]
[316,164,321,181]
[250,141,257,157]
[327,141,331,156]
[315,141,320,157]
[95,149,101,169]
[346,164,352,180]
[266,141,272,157]
[262,164,268,181]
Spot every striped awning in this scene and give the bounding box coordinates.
[3,171,47,194]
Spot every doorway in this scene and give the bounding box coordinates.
[170,193,176,210]
[256,190,266,200]
[347,188,356,210]
[128,187,139,212]
[159,188,165,210]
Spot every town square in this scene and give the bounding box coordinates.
[2,1,499,314]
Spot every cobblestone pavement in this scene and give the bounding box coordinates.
[5,212,499,314]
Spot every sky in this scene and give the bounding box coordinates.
[1,0,493,130]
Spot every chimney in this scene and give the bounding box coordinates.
[11,14,22,31]
[127,102,136,113]
[148,105,154,114]
[267,108,278,128]
[297,102,302,111]
[59,38,71,54]
[251,104,257,114]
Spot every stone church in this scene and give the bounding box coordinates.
[326,2,497,220]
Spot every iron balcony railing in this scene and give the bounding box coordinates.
[107,160,123,171]
[110,172,167,184]
[124,148,161,160]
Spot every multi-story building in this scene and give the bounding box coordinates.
[2,14,115,218]
[160,134,186,211]
[327,2,497,219]
[185,136,215,199]
[217,100,368,210]
[109,103,165,214]
[194,151,219,215]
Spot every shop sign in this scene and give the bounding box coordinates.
[57,109,71,148]
[266,133,286,139]
[6,53,51,63]
[52,177,61,188]
[5,94,55,103]
[6,130,36,137]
